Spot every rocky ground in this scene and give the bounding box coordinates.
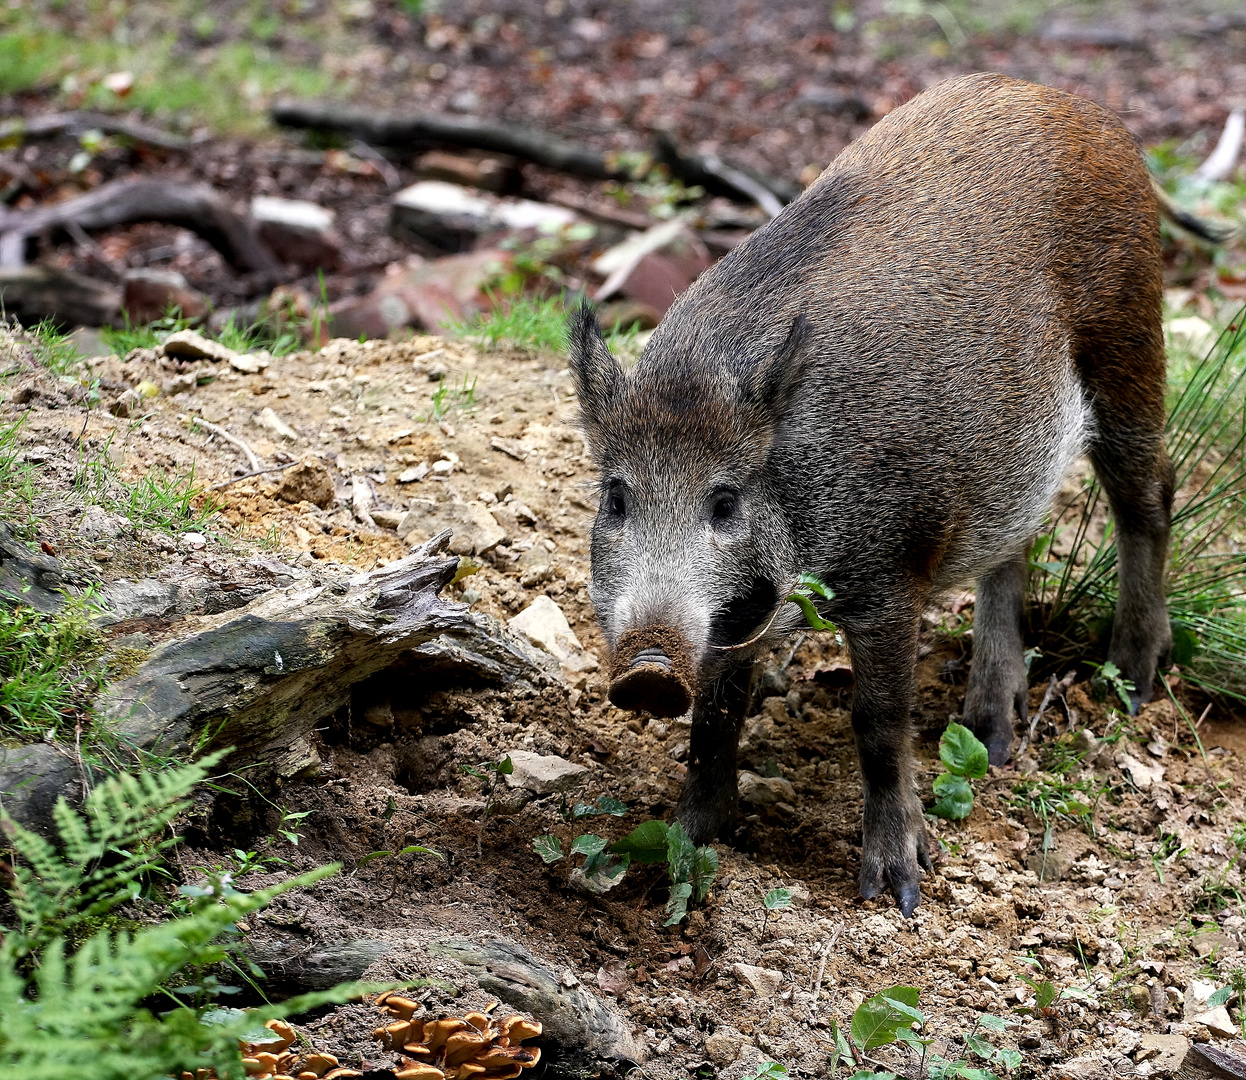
[4,320,1246,1079]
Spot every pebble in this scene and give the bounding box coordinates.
[737,770,796,806]
[730,963,782,998]
[502,749,588,795]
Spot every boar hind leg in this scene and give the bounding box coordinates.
[1081,336,1174,711]
[846,617,932,917]
[674,664,752,844]
[963,552,1028,766]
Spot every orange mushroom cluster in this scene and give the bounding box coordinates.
[372,993,542,1080]
[175,1019,362,1080]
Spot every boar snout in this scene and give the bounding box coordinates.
[608,627,697,718]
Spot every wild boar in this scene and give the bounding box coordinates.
[569,72,1172,915]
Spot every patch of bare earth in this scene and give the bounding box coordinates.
[4,330,1246,1078]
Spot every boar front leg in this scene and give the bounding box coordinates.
[846,617,932,917]
[963,551,1028,765]
[674,663,752,845]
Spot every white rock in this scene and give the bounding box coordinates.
[738,770,796,806]
[177,532,207,551]
[1192,1006,1236,1037]
[399,500,506,555]
[251,195,335,232]
[730,963,782,998]
[397,463,429,483]
[1137,1033,1189,1071]
[508,595,581,660]
[78,505,130,541]
[228,351,269,374]
[1166,315,1215,353]
[159,328,237,363]
[256,407,299,440]
[503,749,588,795]
[1116,751,1164,790]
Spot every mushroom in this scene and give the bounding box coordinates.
[394,1066,445,1080]
[374,1006,543,1080]
[501,1017,542,1045]
[422,1018,469,1053]
[377,992,423,1021]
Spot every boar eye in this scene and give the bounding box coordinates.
[604,485,626,518]
[711,491,738,524]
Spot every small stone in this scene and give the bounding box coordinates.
[431,457,454,474]
[1127,984,1152,1014]
[251,196,340,271]
[256,407,299,441]
[77,505,130,541]
[1192,1006,1236,1037]
[1056,1055,1107,1080]
[1136,1034,1188,1071]
[397,463,429,483]
[730,963,782,998]
[399,500,506,556]
[371,510,403,531]
[703,1030,742,1066]
[1116,751,1164,790]
[508,595,575,655]
[228,350,269,374]
[274,459,336,509]
[737,770,795,807]
[1026,847,1077,882]
[160,328,237,364]
[503,749,588,795]
[178,532,206,551]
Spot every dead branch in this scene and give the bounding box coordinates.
[0,111,191,151]
[273,98,632,181]
[191,417,263,472]
[0,178,282,278]
[654,132,800,210]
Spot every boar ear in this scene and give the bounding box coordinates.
[747,314,811,421]
[568,301,625,430]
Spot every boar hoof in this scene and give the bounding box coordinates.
[608,650,694,718]
[860,808,933,918]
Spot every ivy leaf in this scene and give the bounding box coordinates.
[532,835,564,863]
[1208,985,1232,1007]
[939,723,989,779]
[571,834,607,857]
[664,882,693,926]
[764,887,793,911]
[931,772,974,820]
[996,1049,1022,1070]
[666,820,696,885]
[690,845,719,903]
[612,820,669,863]
[495,755,514,775]
[975,1014,1009,1033]
[850,985,922,1050]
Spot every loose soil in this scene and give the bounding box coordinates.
[4,327,1246,1078]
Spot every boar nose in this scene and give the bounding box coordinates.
[608,629,695,718]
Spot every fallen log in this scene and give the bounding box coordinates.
[271,99,800,210]
[0,178,282,279]
[273,99,630,182]
[0,265,122,329]
[99,529,561,776]
[0,110,191,151]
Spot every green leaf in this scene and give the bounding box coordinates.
[356,850,392,867]
[664,882,693,926]
[764,887,793,911]
[571,834,607,857]
[787,591,836,631]
[795,572,834,602]
[966,1034,995,1059]
[1170,622,1199,666]
[939,722,989,779]
[850,985,922,1050]
[975,1014,1008,1033]
[612,819,670,863]
[690,845,719,902]
[848,1072,896,1080]
[666,820,696,885]
[1208,985,1232,1007]
[571,796,628,819]
[1020,976,1057,1009]
[931,773,974,820]
[533,835,564,863]
[496,755,514,775]
[395,844,442,858]
[996,1049,1022,1070]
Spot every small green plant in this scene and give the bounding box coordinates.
[533,818,719,926]
[743,1062,789,1080]
[28,318,82,374]
[1090,659,1135,710]
[0,752,373,1079]
[424,373,478,422]
[828,987,1020,1078]
[0,590,108,740]
[759,887,792,941]
[1197,823,1246,911]
[787,572,836,631]
[929,723,989,820]
[559,794,628,822]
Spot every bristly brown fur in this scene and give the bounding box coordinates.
[569,73,1172,917]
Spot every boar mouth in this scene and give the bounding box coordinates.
[708,577,780,649]
[608,627,695,718]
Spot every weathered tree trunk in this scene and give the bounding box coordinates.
[0,266,122,329]
[100,530,560,775]
[0,111,191,151]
